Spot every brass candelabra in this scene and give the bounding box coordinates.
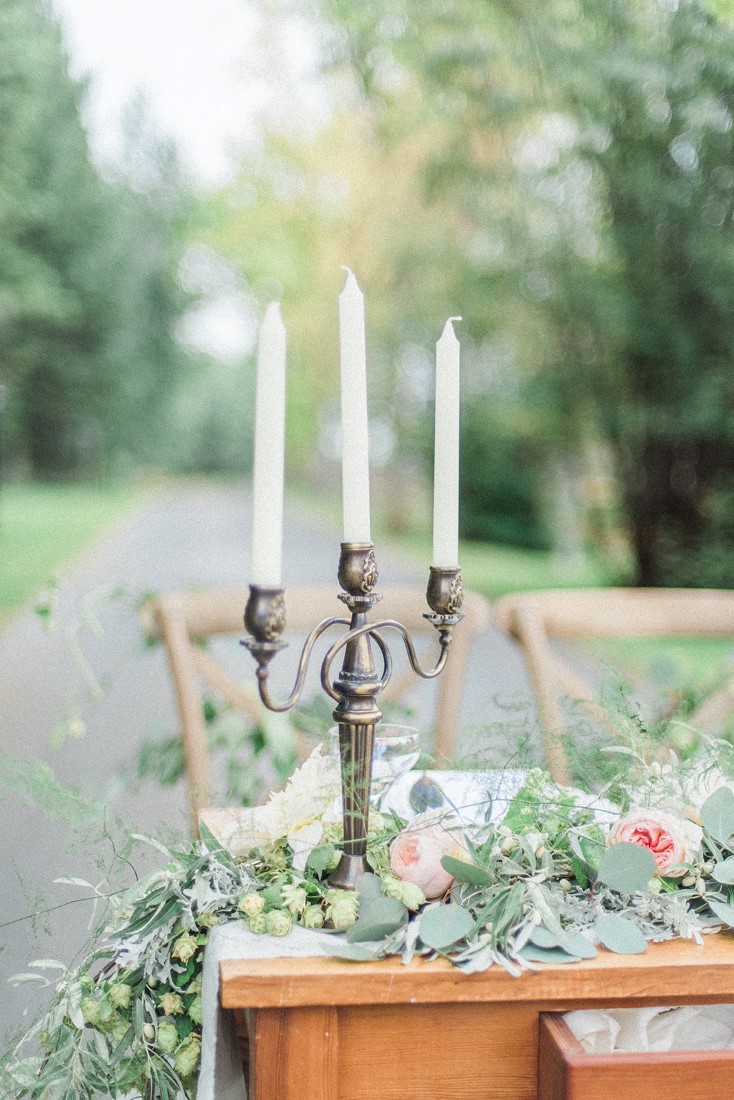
[242,543,463,890]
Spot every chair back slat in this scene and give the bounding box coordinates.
[496,588,734,639]
[494,587,734,783]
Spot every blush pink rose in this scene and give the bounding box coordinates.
[390,810,466,899]
[608,807,703,877]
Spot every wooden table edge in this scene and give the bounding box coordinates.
[220,930,734,1009]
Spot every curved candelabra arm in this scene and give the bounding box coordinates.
[320,614,459,695]
[380,619,454,679]
[244,616,349,713]
[320,626,393,702]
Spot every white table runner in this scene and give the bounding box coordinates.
[199,921,332,1100]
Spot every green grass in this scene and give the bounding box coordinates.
[0,482,144,617]
[584,636,734,694]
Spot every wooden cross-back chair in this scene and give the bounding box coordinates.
[494,587,734,785]
[142,585,491,831]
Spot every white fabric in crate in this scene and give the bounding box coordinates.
[565,1004,734,1053]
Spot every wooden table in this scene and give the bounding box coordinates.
[220,933,734,1100]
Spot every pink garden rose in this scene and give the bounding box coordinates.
[608,807,703,877]
[390,810,466,899]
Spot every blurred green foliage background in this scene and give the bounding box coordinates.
[2,0,734,592]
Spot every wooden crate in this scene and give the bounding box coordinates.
[538,1011,734,1100]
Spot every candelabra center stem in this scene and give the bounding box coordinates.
[242,540,463,893]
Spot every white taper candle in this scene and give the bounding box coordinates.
[338,268,371,543]
[432,317,461,568]
[251,302,287,586]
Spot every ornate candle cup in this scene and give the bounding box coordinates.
[426,566,464,619]
[337,542,378,597]
[242,586,288,673]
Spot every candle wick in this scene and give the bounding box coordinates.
[441,316,462,340]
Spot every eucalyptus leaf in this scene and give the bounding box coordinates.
[519,944,581,964]
[346,896,408,943]
[708,898,734,927]
[560,930,597,960]
[529,926,559,949]
[701,787,734,844]
[441,855,494,886]
[595,914,648,954]
[568,832,602,880]
[712,858,734,885]
[597,842,656,894]
[356,872,385,900]
[529,921,596,960]
[419,903,474,950]
[306,845,336,877]
[321,942,380,962]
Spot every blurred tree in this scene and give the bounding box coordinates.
[0,0,193,478]
[323,0,734,585]
[99,95,195,470]
[208,0,555,544]
[0,0,82,396]
[205,114,463,490]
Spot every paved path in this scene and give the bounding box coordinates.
[0,482,533,1042]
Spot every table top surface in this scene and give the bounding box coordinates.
[220,930,734,1010]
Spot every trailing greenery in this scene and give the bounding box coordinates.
[5,724,734,1098]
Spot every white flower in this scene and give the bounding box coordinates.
[288,821,325,871]
[216,748,342,864]
[265,749,341,865]
[208,808,273,861]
